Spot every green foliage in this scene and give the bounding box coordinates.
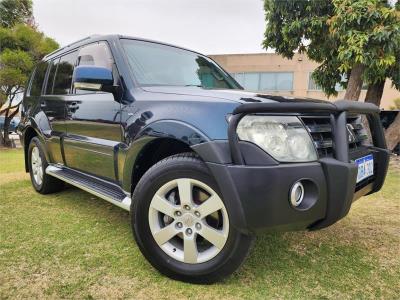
[263,0,400,97]
[0,0,33,28]
[331,0,400,84]
[0,0,58,146]
[0,24,58,106]
[0,49,33,88]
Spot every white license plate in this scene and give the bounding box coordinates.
[355,154,374,183]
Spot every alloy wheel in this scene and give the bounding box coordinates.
[31,146,43,186]
[148,178,229,264]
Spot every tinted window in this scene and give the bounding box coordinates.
[45,58,60,94]
[121,39,239,89]
[29,62,48,96]
[52,51,77,95]
[77,42,114,69]
[74,42,114,94]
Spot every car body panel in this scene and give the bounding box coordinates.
[19,34,389,233]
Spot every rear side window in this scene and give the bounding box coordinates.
[45,58,59,95]
[29,62,48,96]
[52,51,77,95]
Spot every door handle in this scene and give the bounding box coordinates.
[40,101,46,108]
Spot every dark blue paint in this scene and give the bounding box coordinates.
[73,65,113,85]
[20,34,334,193]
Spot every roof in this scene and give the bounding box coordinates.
[43,34,203,61]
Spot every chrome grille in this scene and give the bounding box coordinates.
[301,115,371,158]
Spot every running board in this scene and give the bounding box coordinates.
[46,165,131,211]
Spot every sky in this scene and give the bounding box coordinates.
[32,0,267,55]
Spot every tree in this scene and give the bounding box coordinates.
[0,0,34,28]
[0,48,33,146]
[0,0,58,147]
[263,0,400,150]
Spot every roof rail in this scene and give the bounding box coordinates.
[43,34,101,59]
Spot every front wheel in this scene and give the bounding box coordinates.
[131,153,253,283]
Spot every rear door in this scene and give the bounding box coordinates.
[40,52,77,164]
[63,41,122,181]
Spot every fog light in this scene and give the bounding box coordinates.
[290,181,304,207]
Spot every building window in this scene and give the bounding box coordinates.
[232,72,293,91]
[308,73,322,91]
[308,72,368,91]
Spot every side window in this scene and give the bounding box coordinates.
[77,42,114,69]
[45,58,60,95]
[29,61,48,96]
[74,42,114,94]
[52,51,77,95]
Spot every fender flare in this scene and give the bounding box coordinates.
[21,116,49,172]
[121,119,249,233]
[121,119,210,191]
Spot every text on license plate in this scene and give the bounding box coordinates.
[355,154,374,183]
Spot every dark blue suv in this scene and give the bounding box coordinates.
[19,35,390,283]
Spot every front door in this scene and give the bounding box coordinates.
[63,41,122,181]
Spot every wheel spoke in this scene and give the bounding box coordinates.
[151,194,177,218]
[177,179,193,206]
[152,223,178,246]
[196,194,223,217]
[183,235,198,263]
[149,178,230,264]
[199,224,227,249]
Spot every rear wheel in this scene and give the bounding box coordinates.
[28,137,64,194]
[131,153,253,283]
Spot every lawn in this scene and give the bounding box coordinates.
[0,149,399,299]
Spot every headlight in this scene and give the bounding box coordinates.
[236,115,317,162]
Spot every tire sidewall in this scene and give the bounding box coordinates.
[28,137,46,192]
[132,156,249,281]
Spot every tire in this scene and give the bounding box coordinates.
[28,137,64,194]
[131,153,253,283]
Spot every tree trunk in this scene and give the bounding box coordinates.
[344,63,365,101]
[0,131,4,147]
[385,112,400,151]
[363,80,400,152]
[364,80,385,106]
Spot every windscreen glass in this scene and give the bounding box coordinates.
[121,39,240,89]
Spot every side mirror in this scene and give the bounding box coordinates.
[73,65,117,97]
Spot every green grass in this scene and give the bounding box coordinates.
[0,149,399,299]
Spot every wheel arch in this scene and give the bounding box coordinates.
[22,124,43,172]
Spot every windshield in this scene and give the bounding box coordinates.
[121,39,240,89]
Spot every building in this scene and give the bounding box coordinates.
[209,53,400,109]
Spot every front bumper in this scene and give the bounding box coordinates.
[205,145,389,232]
[195,100,390,233]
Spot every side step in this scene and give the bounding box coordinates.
[46,165,131,211]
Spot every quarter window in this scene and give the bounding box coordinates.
[29,62,49,96]
[45,58,60,95]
